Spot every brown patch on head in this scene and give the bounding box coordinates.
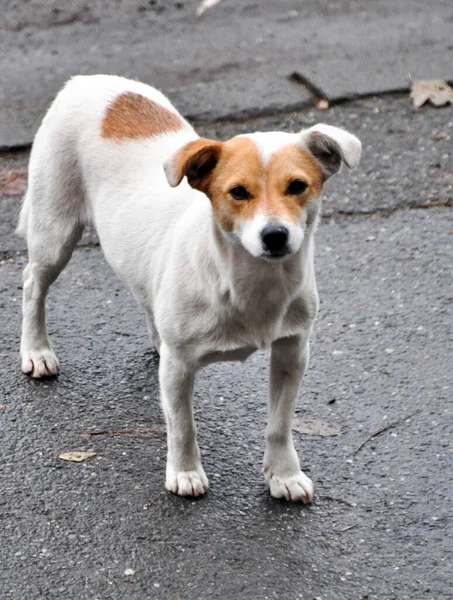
[204,138,323,232]
[165,137,261,234]
[166,135,324,233]
[264,145,323,221]
[206,137,265,232]
[101,92,184,141]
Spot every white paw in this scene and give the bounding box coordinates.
[166,466,209,497]
[265,470,314,503]
[21,348,60,378]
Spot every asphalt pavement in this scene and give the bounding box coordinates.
[1,0,453,597]
[1,94,452,599]
[1,0,453,147]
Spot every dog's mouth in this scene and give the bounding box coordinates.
[261,248,291,260]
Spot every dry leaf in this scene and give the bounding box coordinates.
[196,0,224,17]
[410,79,453,109]
[431,131,448,141]
[58,451,96,462]
[0,165,28,196]
[293,418,341,437]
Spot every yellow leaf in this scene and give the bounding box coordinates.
[410,79,453,109]
[293,418,341,437]
[58,451,96,462]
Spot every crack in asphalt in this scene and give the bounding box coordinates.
[321,197,453,222]
[5,83,450,150]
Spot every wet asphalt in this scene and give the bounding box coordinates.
[2,0,453,147]
[1,96,452,599]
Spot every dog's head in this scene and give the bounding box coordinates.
[164,124,361,260]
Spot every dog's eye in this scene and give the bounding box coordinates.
[229,185,250,201]
[286,179,308,195]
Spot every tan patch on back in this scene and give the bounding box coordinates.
[101,92,184,141]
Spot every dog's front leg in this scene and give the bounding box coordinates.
[159,344,208,497]
[264,334,314,503]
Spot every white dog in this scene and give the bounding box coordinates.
[18,75,361,502]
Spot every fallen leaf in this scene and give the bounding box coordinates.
[196,0,224,17]
[410,79,453,109]
[293,418,341,437]
[0,165,28,196]
[58,451,96,462]
[431,131,448,141]
[232,558,244,566]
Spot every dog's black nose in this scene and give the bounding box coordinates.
[261,226,289,255]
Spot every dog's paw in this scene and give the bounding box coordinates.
[166,466,209,497]
[265,470,314,503]
[21,348,60,378]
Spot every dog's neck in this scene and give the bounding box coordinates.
[208,219,313,312]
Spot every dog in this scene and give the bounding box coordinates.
[17,75,361,502]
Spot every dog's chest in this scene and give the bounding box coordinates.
[197,289,312,364]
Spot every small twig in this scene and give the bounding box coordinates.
[79,427,166,437]
[408,198,452,209]
[354,409,421,455]
[288,71,328,102]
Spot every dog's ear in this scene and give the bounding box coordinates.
[300,124,361,179]
[164,138,223,192]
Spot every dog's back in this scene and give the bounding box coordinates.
[18,75,197,242]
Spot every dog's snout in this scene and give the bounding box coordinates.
[261,226,289,255]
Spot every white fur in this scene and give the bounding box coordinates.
[238,212,269,258]
[18,75,361,502]
[240,131,297,165]
[238,211,305,258]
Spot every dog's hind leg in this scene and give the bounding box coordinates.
[19,140,86,377]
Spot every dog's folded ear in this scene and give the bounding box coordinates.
[164,138,223,192]
[300,124,362,179]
